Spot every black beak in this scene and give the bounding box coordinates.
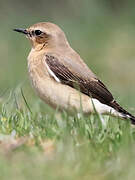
[13,28,28,35]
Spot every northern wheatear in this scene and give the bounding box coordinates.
[14,22,135,124]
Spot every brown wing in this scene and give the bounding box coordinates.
[45,55,114,105]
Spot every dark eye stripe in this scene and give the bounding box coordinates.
[32,31,35,36]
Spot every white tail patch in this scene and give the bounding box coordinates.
[45,62,61,83]
[91,98,123,118]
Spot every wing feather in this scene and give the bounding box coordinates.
[45,55,113,105]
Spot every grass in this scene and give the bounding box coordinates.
[1,2,135,178]
[0,88,135,180]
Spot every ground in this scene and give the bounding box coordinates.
[1,1,135,179]
[0,90,135,180]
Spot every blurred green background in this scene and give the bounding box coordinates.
[1,1,135,180]
[1,0,135,112]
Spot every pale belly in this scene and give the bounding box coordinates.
[29,67,94,114]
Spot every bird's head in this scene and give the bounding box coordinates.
[14,22,69,50]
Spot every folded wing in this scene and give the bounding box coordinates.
[45,54,114,105]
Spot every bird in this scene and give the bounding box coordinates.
[14,22,135,124]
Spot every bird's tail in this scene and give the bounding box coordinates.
[109,100,135,124]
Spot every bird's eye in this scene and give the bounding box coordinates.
[34,30,42,36]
